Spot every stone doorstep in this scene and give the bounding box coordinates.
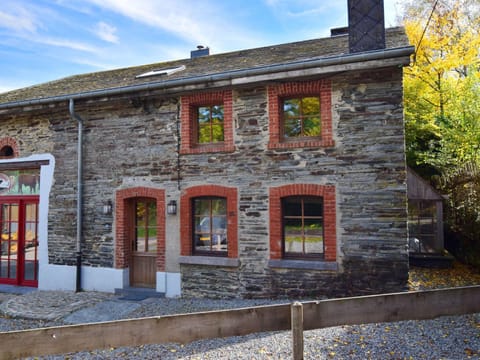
[114,287,165,301]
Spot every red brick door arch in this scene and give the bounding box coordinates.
[115,187,165,285]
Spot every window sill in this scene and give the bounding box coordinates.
[179,255,240,267]
[268,139,334,149]
[268,259,337,271]
[180,144,235,155]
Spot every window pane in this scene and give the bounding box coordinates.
[148,227,157,253]
[284,218,303,253]
[305,236,324,253]
[301,97,320,116]
[284,198,302,217]
[198,107,211,124]
[304,218,323,254]
[148,202,156,224]
[136,202,146,228]
[284,99,300,118]
[211,124,224,142]
[304,116,321,136]
[135,228,146,252]
[211,105,224,122]
[211,198,227,214]
[194,199,210,216]
[284,119,301,138]
[303,198,323,216]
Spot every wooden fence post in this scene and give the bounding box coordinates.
[291,301,304,360]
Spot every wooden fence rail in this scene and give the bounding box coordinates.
[1,286,479,359]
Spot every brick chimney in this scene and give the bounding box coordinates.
[348,0,385,53]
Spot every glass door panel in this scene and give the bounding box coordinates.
[0,203,19,281]
[23,202,39,282]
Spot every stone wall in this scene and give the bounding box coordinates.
[0,65,408,298]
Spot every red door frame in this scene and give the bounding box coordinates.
[0,196,39,287]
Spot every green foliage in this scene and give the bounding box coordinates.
[403,0,480,174]
[197,105,224,143]
[403,0,480,265]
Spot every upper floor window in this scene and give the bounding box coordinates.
[180,91,234,154]
[283,97,321,139]
[282,196,324,258]
[197,105,224,144]
[268,80,334,149]
[193,197,227,255]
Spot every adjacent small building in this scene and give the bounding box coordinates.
[0,1,414,298]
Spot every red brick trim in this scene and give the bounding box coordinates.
[180,185,238,258]
[269,184,336,261]
[0,137,19,159]
[268,80,334,149]
[115,187,166,271]
[180,90,234,154]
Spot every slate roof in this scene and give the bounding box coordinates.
[0,27,410,106]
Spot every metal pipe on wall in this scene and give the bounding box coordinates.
[69,98,83,292]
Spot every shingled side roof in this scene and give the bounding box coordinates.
[0,27,411,106]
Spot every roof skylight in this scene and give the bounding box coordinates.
[135,65,186,79]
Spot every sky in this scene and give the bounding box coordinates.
[0,0,403,93]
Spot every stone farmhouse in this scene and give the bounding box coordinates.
[0,1,414,298]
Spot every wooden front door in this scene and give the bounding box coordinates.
[130,198,157,288]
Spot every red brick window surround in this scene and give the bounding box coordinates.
[270,184,336,261]
[115,187,165,271]
[180,90,234,154]
[180,185,238,258]
[268,79,334,149]
[0,137,19,159]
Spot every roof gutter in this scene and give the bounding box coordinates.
[0,46,414,110]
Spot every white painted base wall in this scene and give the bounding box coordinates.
[39,264,182,297]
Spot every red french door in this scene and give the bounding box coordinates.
[0,197,39,287]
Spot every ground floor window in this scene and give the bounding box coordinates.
[193,197,227,255]
[180,185,238,258]
[270,184,336,262]
[282,196,324,258]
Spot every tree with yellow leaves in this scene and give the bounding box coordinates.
[403,0,480,267]
[403,0,480,176]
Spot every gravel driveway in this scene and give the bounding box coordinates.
[0,296,477,360]
[1,262,479,359]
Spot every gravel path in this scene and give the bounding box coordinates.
[2,262,480,360]
[0,296,477,359]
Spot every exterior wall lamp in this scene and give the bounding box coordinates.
[102,200,113,215]
[167,200,177,215]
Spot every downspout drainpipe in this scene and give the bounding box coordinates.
[69,98,83,292]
